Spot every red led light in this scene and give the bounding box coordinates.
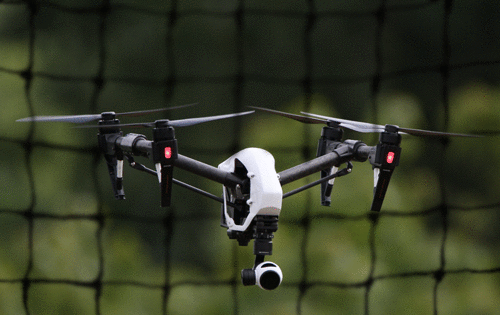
[386,152,395,164]
[164,147,172,159]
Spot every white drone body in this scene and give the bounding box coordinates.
[218,148,282,232]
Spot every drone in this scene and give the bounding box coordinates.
[17,104,480,290]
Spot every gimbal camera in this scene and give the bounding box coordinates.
[17,104,480,290]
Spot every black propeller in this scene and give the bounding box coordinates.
[249,106,481,138]
[16,103,198,124]
[301,112,482,138]
[469,130,500,136]
[76,111,255,129]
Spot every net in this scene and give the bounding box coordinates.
[1,0,499,314]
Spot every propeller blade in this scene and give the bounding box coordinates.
[398,127,483,138]
[168,111,254,127]
[302,112,481,138]
[16,114,102,124]
[248,106,326,124]
[75,122,155,129]
[16,103,198,124]
[249,106,387,133]
[116,103,198,117]
[300,112,386,133]
[469,130,500,136]
[76,111,255,129]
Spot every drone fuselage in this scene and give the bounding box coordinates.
[218,148,282,233]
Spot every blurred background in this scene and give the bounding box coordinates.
[1,0,499,314]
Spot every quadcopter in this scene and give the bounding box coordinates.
[17,104,480,290]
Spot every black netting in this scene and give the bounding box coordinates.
[1,0,499,314]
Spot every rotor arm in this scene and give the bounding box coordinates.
[278,144,354,186]
[110,133,246,207]
[343,139,375,162]
[113,134,246,189]
[114,133,368,192]
[116,135,151,157]
[174,154,247,189]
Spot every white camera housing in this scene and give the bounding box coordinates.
[254,261,283,290]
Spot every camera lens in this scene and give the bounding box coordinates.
[259,270,281,290]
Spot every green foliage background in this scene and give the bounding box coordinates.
[1,0,499,314]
